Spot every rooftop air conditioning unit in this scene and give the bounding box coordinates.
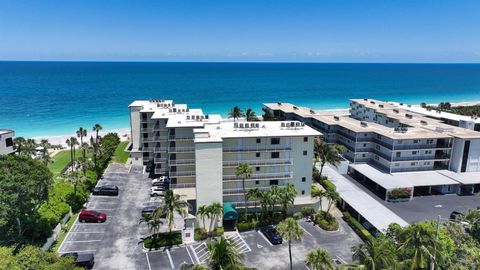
[234,123,238,128]
[290,122,295,127]
[360,121,368,127]
[245,123,250,128]
[277,102,282,105]
[239,123,244,128]
[420,120,428,125]
[293,106,298,110]
[379,104,384,108]
[393,109,399,113]
[370,101,375,104]
[363,98,368,101]
[187,116,190,120]
[301,122,305,126]
[333,116,340,121]
[405,114,413,119]
[296,122,300,127]
[205,115,209,119]
[286,123,290,127]
[281,123,285,127]
[310,109,315,114]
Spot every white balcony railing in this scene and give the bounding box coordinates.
[154,158,167,163]
[169,159,196,165]
[223,146,292,152]
[171,183,196,189]
[168,147,195,153]
[169,171,196,177]
[168,135,194,141]
[223,172,291,181]
[222,159,292,167]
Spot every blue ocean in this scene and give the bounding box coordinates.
[1,62,480,137]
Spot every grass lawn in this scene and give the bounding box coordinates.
[48,149,82,178]
[113,141,129,164]
[50,212,79,252]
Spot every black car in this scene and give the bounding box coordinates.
[260,225,283,245]
[61,252,94,269]
[450,211,463,220]
[92,185,119,196]
[141,206,166,218]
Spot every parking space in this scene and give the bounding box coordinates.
[146,246,195,269]
[241,219,362,270]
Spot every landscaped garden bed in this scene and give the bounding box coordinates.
[194,227,224,241]
[143,231,182,249]
[315,211,339,231]
[387,188,412,202]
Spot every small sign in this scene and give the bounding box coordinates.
[182,227,195,243]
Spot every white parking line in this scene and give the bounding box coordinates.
[57,213,80,254]
[257,231,273,246]
[145,253,152,270]
[299,224,313,237]
[166,249,175,269]
[185,245,195,264]
[68,231,104,234]
[59,249,96,254]
[64,240,102,243]
[189,245,201,264]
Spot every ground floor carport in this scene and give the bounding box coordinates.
[438,171,480,195]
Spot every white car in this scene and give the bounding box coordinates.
[152,176,169,185]
[150,186,165,197]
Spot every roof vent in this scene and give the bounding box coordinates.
[245,123,250,128]
[277,102,282,105]
[239,123,244,128]
[234,123,238,128]
[360,121,368,127]
[281,122,286,127]
[420,120,428,125]
[370,101,375,104]
[363,98,368,101]
[310,109,315,114]
[379,104,384,108]
[333,116,340,121]
[393,109,399,113]
[405,114,413,119]
[293,106,298,110]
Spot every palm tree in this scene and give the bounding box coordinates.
[278,217,304,270]
[352,236,399,270]
[245,108,257,121]
[246,188,261,221]
[305,248,335,270]
[79,142,91,175]
[90,136,100,171]
[196,205,210,232]
[24,138,37,156]
[39,153,53,166]
[325,190,340,217]
[39,139,51,157]
[207,202,223,234]
[13,137,26,154]
[279,183,297,219]
[139,213,164,251]
[76,127,87,161]
[267,185,280,222]
[228,106,244,122]
[258,190,271,221]
[398,223,438,270]
[66,138,74,170]
[66,171,86,196]
[314,138,346,180]
[312,186,326,212]
[70,137,79,171]
[206,237,243,270]
[235,163,252,217]
[92,123,103,144]
[154,190,190,233]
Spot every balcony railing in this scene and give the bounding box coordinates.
[223,187,271,195]
[222,159,292,167]
[223,146,292,153]
[169,147,195,153]
[372,138,394,149]
[142,146,154,152]
[154,147,168,153]
[169,159,196,165]
[337,129,356,141]
[154,168,168,174]
[393,144,451,150]
[170,183,196,189]
[371,148,392,161]
[392,155,450,162]
[223,172,291,181]
[141,127,151,133]
[154,158,167,164]
[169,171,196,177]
[153,136,168,141]
[168,135,194,141]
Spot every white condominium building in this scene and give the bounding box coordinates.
[0,129,15,155]
[129,100,320,212]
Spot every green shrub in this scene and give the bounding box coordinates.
[38,181,73,228]
[342,212,373,242]
[194,227,224,241]
[238,221,257,232]
[238,213,256,223]
[301,206,315,218]
[387,188,411,200]
[293,212,303,220]
[315,211,339,231]
[321,179,336,191]
[144,232,182,249]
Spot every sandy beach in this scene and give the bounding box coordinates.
[30,127,131,148]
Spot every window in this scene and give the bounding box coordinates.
[374,155,379,161]
[303,137,308,142]
[269,180,278,185]
[362,154,366,158]
[425,150,432,154]
[255,181,260,185]
[256,152,260,158]
[397,140,403,144]
[413,140,419,144]
[424,162,430,165]
[302,177,306,182]
[5,138,13,147]
[256,138,261,144]
[303,150,307,156]
[363,143,367,147]
[301,190,305,195]
[412,151,417,155]
[256,167,260,171]
[394,163,399,167]
[396,152,401,157]
[410,162,416,166]
[375,145,380,150]
[271,138,280,145]
[271,152,280,159]
[426,139,434,144]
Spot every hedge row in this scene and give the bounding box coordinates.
[321,179,336,191]
[194,227,224,241]
[342,212,373,242]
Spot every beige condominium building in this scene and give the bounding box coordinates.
[264,99,480,199]
[0,129,15,155]
[129,100,320,226]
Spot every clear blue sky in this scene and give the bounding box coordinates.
[1,0,479,62]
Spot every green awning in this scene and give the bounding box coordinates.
[223,202,238,221]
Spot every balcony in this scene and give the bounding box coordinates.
[143,137,155,143]
[223,187,271,195]
[393,144,451,150]
[169,171,196,177]
[371,148,392,161]
[152,125,165,132]
[372,138,394,149]
[142,146,154,152]
[154,168,168,174]
[223,146,292,153]
[154,158,167,164]
[223,172,291,181]
[170,183,196,189]
[169,147,195,153]
[336,129,356,141]
[154,147,168,153]
[153,135,168,142]
[169,159,195,165]
[392,154,450,162]
[223,159,292,167]
[168,135,194,141]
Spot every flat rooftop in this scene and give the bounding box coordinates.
[194,120,322,143]
[350,163,460,189]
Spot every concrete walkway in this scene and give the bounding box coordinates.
[321,165,409,232]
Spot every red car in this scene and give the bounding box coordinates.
[79,210,107,223]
